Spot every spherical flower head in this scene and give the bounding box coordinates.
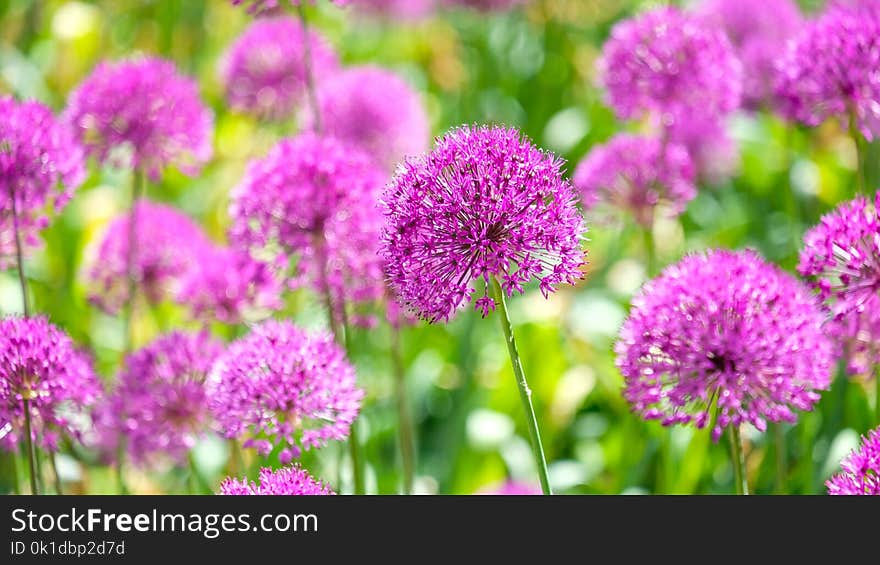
[479,480,541,495]
[0,316,100,452]
[826,293,880,379]
[573,134,696,227]
[775,2,880,139]
[85,200,212,314]
[597,6,742,122]
[616,249,833,441]
[177,246,283,325]
[797,193,880,318]
[827,426,880,495]
[697,0,803,110]
[64,56,213,180]
[221,17,338,121]
[229,133,387,321]
[662,113,738,185]
[381,124,587,323]
[220,465,334,495]
[207,320,364,463]
[303,65,430,171]
[0,97,85,269]
[93,331,224,467]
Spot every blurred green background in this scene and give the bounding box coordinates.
[1,0,878,495]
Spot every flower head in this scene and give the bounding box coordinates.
[616,249,832,440]
[229,133,387,321]
[597,6,742,122]
[177,246,283,325]
[303,65,430,170]
[221,17,338,121]
[220,465,334,495]
[573,133,695,227]
[663,113,738,184]
[775,2,880,139]
[826,425,880,495]
[697,0,803,110]
[207,320,363,463]
[0,316,100,452]
[92,331,224,466]
[380,124,587,323]
[85,200,212,314]
[64,56,213,179]
[1,97,85,269]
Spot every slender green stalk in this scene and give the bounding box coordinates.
[11,185,30,316]
[642,218,656,278]
[391,325,415,495]
[297,3,322,133]
[123,170,146,354]
[774,423,786,495]
[849,111,866,195]
[339,306,366,495]
[49,452,63,495]
[728,425,748,495]
[22,399,39,495]
[491,277,552,495]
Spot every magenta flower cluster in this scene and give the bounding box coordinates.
[826,425,880,495]
[304,65,430,170]
[93,331,225,467]
[207,320,363,464]
[85,200,211,314]
[698,0,802,110]
[573,133,695,227]
[775,2,880,139]
[616,249,833,440]
[220,465,334,495]
[0,97,85,269]
[381,125,586,322]
[228,133,387,320]
[221,17,338,121]
[0,316,100,452]
[64,56,213,179]
[597,6,741,123]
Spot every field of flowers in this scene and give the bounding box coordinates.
[1,0,878,496]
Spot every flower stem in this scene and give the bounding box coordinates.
[124,170,146,354]
[490,277,552,495]
[297,3,322,133]
[391,325,415,495]
[774,423,786,495]
[22,399,39,495]
[642,218,656,278]
[728,425,748,495]
[11,185,30,316]
[49,451,63,495]
[849,111,866,194]
[339,305,366,495]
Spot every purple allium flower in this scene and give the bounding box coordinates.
[597,7,742,123]
[827,426,880,495]
[662,113,738,185]
[85,200,212,314]
[64,56,213,180]
[207,320,364,463]
[0,316,100,452]
[697,0,803,110]
[177,246,283,325]
[572,133,696,227]
[220,17,338,121]
[220,465,334,495]
[616,249,833,440]
[228,133,387,321]
[826,294,880,379]
[92,331,224,467]
[303,65,430,170]
[0,97,85,269]
[775,2,880,139]
[479,480,541,495]
[380,124,587,323]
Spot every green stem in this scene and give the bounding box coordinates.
[124,170,146,354]
[392,325,415,495]
[11,184,30,316]
[340,306,366,495]
[774,423,786,495]
[849,111,866,195]
[116,440,129,495]
[490,277,552,495]
[297,3,322,133]
[49,451,63,495]
[22,399,39,495]
[642,220,656,278]
[728,425,748,495]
